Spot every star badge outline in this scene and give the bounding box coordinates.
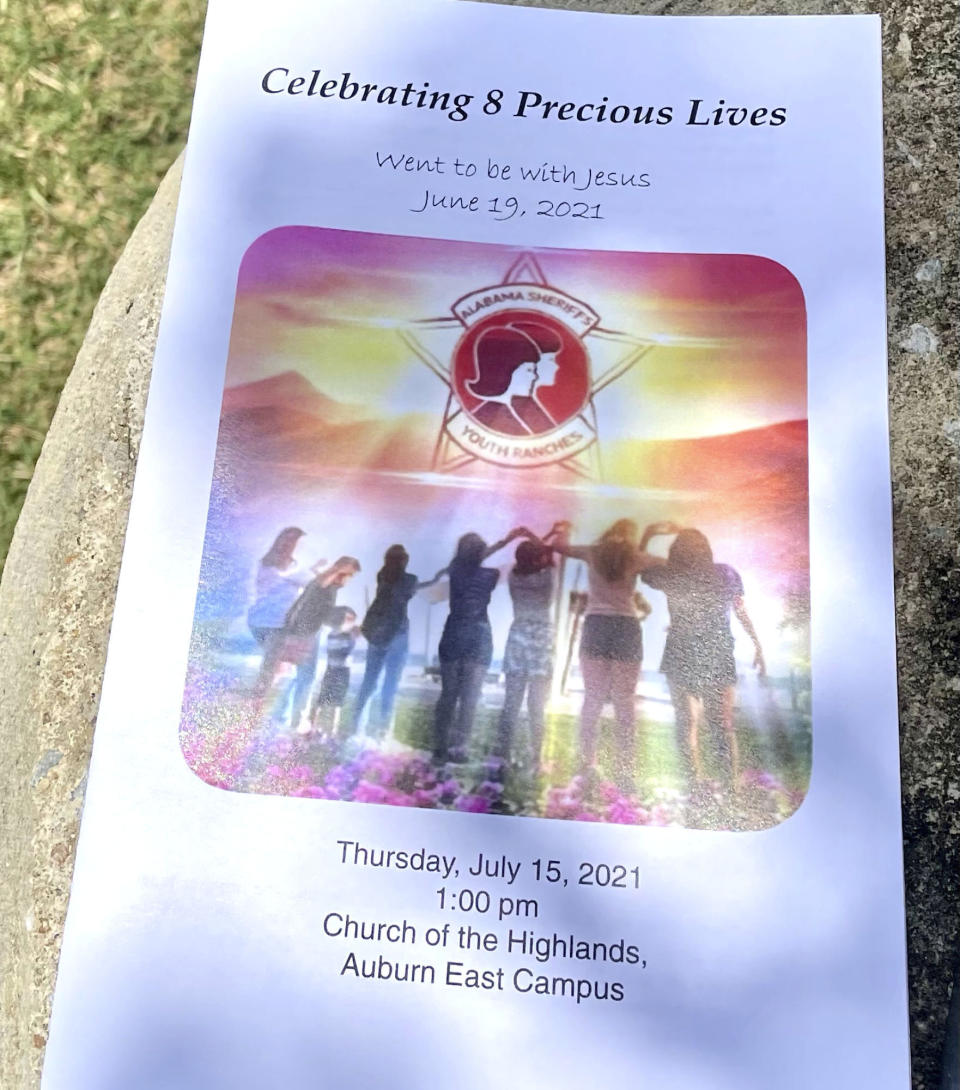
[399,253,656,481]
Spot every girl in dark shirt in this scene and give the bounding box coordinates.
[352,545,431,738]
[639,523,765,791]
[432,526,529,763]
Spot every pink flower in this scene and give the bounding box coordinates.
[454,794,492,814]
[438,778,461,802]
[353,780,391,804]
[295,785,331,799]
[742,769,784,792]
[414,787,442,807]
[266,737,293,759]
[544,785,586,820]
[382,788,417,807]
[607,799,643,825]
[597,781,621,804]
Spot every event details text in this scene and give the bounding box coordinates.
[325,839,648,1008]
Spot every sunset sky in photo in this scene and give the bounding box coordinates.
[205,227,809,675]
[225,227,806,443]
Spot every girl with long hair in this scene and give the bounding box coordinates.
[253,555,360,730]
[432,526,530,764]
[548,519,651,791]
[639,523,765,792]
[467,323,562,436]
[247,527,328,727]
[351,544,427,738]
[493,537,557,773]
[247,527,312,648]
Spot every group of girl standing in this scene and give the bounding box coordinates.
[248,516,765,794]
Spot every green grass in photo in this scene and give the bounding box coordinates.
[1,0,206,571]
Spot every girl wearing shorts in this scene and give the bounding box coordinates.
[550,520,651,790]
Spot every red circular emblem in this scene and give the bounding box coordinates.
[451,310,590,439]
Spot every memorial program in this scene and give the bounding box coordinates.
[40,3,907,1088]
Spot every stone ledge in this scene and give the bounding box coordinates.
[0,2,957,1087]
[0,156,182,1090]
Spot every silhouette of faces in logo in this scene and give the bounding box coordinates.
[465,322,564,437]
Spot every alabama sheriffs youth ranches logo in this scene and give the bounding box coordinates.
[401,254,655,479]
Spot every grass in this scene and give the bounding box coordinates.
[0,0,206,572]
[183,640,812,828]
[248,689,812,829]
[389,696,812,807]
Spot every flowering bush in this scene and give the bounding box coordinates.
[180,664,805,828]
[261,762,317,796]
[180,669,258,791]
[738,767,805,824]
[544,776,679,826]
[316,748,506,813]
[541,767,803,830]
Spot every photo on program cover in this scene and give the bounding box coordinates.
[180,227,810,831]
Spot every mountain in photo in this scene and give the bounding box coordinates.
[217,372,807,514]
[218,370,436,478]
[221,370,365,425]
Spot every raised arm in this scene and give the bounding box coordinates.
[416,526,528,590]
[550,541,592,561]
[635,520,680,571]
[314,563,342,588]
[416,567,448,591]
[539,521,591,561]
[481,525,531,561]
[733,597,766,677]
[283,565,319,589]
[639,520,681,551]
[315,557,357,587]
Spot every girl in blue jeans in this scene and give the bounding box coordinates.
[432,526,530,763]
[352,545,430,738]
